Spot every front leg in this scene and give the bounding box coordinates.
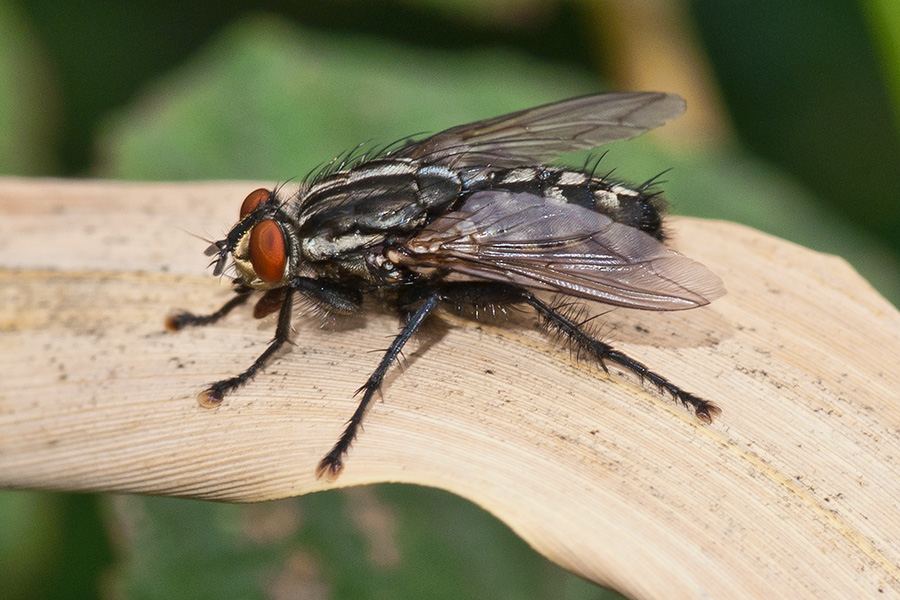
[165,281,252,331]
[198,287,295,407]
[198,278,362,407]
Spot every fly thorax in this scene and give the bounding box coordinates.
[294,160,463,263]
[301,232,385,262]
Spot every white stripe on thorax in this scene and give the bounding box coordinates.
[347,159,416,182]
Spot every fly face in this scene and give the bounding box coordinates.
[206,188,297,290]
[170,92,726,480]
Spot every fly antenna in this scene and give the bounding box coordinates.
[178,227,218,247]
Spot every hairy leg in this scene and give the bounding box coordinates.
[317,281,717,480]
[316,292,439,480]
[436,282,719,421]
[198,278,362,407]
[165,282,252,331]
[198,287,295,407]
[521,292,720,422]
[316,282,524,479]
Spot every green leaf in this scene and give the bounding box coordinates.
[864,0,900,136]
[108,488,612,600]
[97,15,593,181]
[0,3,57,175]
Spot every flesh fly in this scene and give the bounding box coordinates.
[167,92,725,479]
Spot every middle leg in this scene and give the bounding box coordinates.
[316,282,528,479]
[316,291,440,479]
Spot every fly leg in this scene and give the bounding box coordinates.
[434,282,719,422]
[200,278,361,407]
[521,292,720,422]
[291,276,362,315]
[316,292,439,480]
[198,287,295,407]
[165,282,252,331]
[317,282,517,479]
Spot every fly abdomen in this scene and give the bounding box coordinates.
[588,178,667,240]
[461,165,667,240]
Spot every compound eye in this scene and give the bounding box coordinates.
[249,220,287,283]
[240,188,271,219]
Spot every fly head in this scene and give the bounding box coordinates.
[207,187,300,289]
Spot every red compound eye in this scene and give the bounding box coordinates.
[249,220,286,283]
[240,188,271,219]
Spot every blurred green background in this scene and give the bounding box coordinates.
[1,1,898,599]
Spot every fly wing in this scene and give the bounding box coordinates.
[399,191,724,310]
[396,92,685,168]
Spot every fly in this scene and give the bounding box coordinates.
[167,92,726,479]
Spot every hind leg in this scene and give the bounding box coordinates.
[436,282,720,421]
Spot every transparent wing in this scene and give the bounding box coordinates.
[399,191,724,310]
[396,92,685,168]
